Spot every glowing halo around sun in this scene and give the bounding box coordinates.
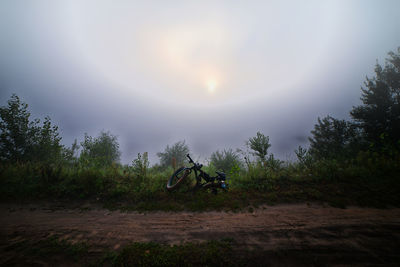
[63,1,344,107]
[207,80,217,93]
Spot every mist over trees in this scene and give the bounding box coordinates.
[80,131,121,167]
[0,94,62,163]
[0,47,399,209]
[0,95,121,168]
[0,47,399,169]
[351,48,400,149]
[157,141,189,168]
[210,149,242,172]
[308,116,361,160]
[308,47,400,160]
[246,132,271,162]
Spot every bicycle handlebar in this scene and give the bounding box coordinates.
[187,154,203,169]
[186,154,194,163]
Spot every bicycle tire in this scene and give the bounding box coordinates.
[166,167,190,191]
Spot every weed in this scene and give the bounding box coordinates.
[114,240,235,267]
[0,150,399,210]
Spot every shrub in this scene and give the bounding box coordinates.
[79,131,121,168]
[210,148,242,172]
[157,141,189,169]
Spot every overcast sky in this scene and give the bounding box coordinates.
[1,0,400,164]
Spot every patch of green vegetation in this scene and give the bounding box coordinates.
[3,237,237,267]
[114,240,235,267]
[5,235,399,267]
[2,236,90,266]
[2,46,400,211]
[1,152,399,211]
[35,237,89,260]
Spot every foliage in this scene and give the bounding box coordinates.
[351,47,400,149]
[62,139,80,166]
[247,132,271,162]
[0,94,62,163]
[6,237,238,267]
[308,116,361,159]
[2,236,90,266]
[115,240,235,267]
[31,116,63,163]
[7,232,399,266]
[2,47,400,211]
[294,146,312,168]
[0,148,399,210]
[0,94,35,161]
[131,152,149,177]
[265,153,283,171]
[157,140,189,168]
[210,148,242,172]
[128,152,151,193]
[79,131,121,167]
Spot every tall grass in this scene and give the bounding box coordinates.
[0,150,399,209]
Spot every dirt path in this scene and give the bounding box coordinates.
[1,203,400,265]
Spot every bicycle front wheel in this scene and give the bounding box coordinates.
[166,167,191,191]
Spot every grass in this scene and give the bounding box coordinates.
[0,150,399,211]
[8,236,347,267]
[2,236,90,266]
[2,237,236,266]
[114,240,236,267]
[4,233,399,266]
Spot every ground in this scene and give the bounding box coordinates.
[1,203,399,266]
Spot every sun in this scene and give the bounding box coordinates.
[207,80,217,93]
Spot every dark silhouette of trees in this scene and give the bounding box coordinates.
[157,140,189,168]
[0,94,62,163]
[210,148,242,172]
[80,131,121,167]
[247,132,271,162]
[351,48,400,149]
[309,47,400,159]
[308,116,361,159]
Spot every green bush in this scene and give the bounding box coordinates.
[0,147,399,209]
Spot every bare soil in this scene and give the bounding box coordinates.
[1,203,400,266]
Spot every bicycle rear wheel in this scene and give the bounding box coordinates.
[166,167,191,191]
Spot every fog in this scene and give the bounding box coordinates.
[1,0,400,163]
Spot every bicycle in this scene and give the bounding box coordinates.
[166,154,228,193]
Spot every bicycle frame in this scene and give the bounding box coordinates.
[185,154,226,190]
[166,154,227,192]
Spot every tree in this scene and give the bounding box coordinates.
[0,94,35,161]
[62,139,80,165]
[294,146,312,168]
[131,152,149,177]
[351,47,400,149]
[0,94,62,163]
[308,116,360,159]
[157,140,189,168]
[210,148,242,172]
[80,131,121,167]
[247,132,271,162]
[31,116,63,162]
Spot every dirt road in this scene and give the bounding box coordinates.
[1,203,400,265]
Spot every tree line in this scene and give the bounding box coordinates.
[308,48,400,160]
[1,48,399,170]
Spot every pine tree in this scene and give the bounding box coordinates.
[351,48,400,148]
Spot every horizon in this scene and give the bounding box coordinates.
[1,0,400,164]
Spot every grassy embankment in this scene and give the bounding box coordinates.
[1,150,399,211]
